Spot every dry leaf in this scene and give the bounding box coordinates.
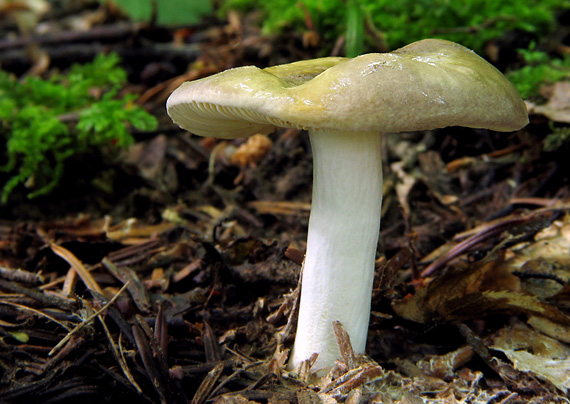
[530,81,570,123]
[527,316,570,344]
[491,323,570,393]
[215,395,258,404]
[228,134,273,167]
[393,253,520,323]
[416,345,475,380]
[507,215,570,270]
[391,161,417,219]
[443,289,570,325]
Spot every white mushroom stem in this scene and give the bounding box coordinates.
[290,129,383,370]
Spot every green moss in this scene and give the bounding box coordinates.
[220,0,569,53]
[507,47,570,99]
[0,53,158,203]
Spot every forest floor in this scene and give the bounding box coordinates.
[1,2,570,403]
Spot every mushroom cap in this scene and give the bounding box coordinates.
[167,39,528,139]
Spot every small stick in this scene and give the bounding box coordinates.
[0,300,71,331]
[0,266,44,284]
[49,281,130,356]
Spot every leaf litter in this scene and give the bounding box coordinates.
[1,5,570,404]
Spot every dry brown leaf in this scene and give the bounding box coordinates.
[391,161,417,219]
[395,249,570,327]
[491,323,570,393]
[441,290,570,325]
[504,216,570,298]
[507,215,570,270]
[530,81,570,123]
[416,345,475,380]
[296,389,321,404]
[405,213,570,328]
[228,134,273,167]
[215,394,259,404]
[393,253,520,323]
[527,316,570,344]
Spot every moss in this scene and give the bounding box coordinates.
[0,53,157,203]
[507,47,570,99]
[219,0,568,53]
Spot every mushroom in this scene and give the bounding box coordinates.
[166,39,528,370]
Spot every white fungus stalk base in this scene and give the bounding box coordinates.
[290,129,383,371]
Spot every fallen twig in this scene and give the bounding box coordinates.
[49,281,130,356]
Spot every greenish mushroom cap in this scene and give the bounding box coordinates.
[167,39,528,139]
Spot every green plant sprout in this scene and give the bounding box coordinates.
[220,0,568,54]
[345,0,365,58]
[507,45,570,99]
[0,53,158,203]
